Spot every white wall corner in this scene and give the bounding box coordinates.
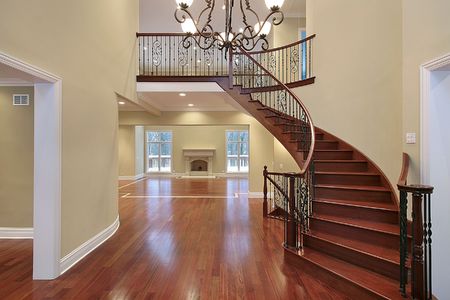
[0,227,34,239]
[60,215,120,275]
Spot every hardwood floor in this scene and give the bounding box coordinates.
[0,177,349,299]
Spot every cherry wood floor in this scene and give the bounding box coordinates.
[0,177,349,299]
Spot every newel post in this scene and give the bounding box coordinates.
[263,166,268,218]
[398,184,434,300]
[286,175,297,249]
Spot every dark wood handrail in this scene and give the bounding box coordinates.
[397,152,410,186]
[265,175,289,200]
[242,34,316,55]
[136,32,316,55]
[237,47,315,175]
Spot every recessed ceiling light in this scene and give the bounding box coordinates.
[118,101,125,105]
[188,103,194,107]
[179,93,187,97]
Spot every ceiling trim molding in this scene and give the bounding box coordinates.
[0,51,60,83]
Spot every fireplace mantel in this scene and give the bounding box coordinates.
[183,149,215,157]
[183,149,215,176]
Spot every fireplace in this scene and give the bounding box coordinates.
[191,160,208,172]
[183,149,215,176]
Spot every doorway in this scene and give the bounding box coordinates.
[0,52,62,279]
[420,52,450,299]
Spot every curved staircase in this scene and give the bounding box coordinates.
[137,33,406,299]
[225,79,404,299]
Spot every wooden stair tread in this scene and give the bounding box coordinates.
[306,231,400,264]
[299,248,403,299]
[315,171,379,176]
[315,184,391,192]
[312,214,399,236]
[314,149,352,152]
[314,198,398,211]
[315,159,366,163]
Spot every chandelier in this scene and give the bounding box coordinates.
[174,0,285,52]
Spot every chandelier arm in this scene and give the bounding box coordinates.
[240,10,284,40]
[239,0,251,28]
[196,0,215,29]
[183,34,217,51]
[244,0,261,28]
[175,8,215,39]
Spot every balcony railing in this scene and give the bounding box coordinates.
[137,33,315,85]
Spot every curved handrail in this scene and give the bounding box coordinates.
[245,34,316,55]
[397,152,410,187]
[237,47,315,174]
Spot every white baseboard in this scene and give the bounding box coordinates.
[60,215,120,275]
[119,173,145,180]
[248,192,264,198]
[0,227,33,239]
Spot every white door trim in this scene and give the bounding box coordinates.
[0,51,62,280]
[420,52,450,184]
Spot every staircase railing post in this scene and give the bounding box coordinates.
[397,183,434,300]
[411,190,425,300]
[263,166,268,218]
[228,47,233,89]
[286,175,297,249]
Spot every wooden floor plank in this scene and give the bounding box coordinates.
[0,177,349,299]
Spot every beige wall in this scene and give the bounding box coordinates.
[0,0,138,256]
[402,0,450,183]
[301,0,403,188]
[0,87,34,227]
[119,126,136,177]
[272,17,306,48]
[119,111,297,192]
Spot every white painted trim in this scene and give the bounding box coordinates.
[0,227,33,239]
[248,192,264,198]
[0,83,34,87]
[0,52,60,83]
[60,216,120,275]
[420,52,450,184]
[119,173,145,181]
[0,51,62,280]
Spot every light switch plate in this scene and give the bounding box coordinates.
[406,133,416,144]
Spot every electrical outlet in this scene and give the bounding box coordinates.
[406,133,416,144]
[279,163,283,169]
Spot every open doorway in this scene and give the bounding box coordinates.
[420,52,450,298]
[0,52,62,279]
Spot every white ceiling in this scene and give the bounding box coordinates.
[136,81,246,112]
[137,91,239,112]
[140,0,306,33]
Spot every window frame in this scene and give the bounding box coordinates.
[225,130,249,173]
[145,130,173,173]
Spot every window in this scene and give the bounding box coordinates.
[226,130,249,173]
[146,131,172,172]
[299,29,307,80]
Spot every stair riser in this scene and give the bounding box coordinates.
[310,218,398,250]
[315,174,381,186]
[315,187,392,202]
[313,151,353,160]
[284,249,388,300]
[313,202,398,224]
[304,235,399,280]
[315,162,368,172]
[314,141,339,150]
